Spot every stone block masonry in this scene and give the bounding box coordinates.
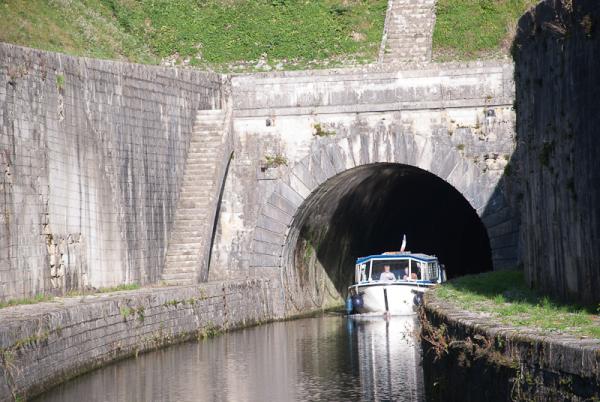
[0,279,282,401]
[0,43,222,301]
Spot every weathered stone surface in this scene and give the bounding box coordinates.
[0,44,221,300]
[512,0,600,304]
[0,279,282,402]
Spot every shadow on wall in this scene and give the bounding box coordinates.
[293,163,493,297]
[509,0,600,305]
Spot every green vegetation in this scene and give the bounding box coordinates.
[433,270,600,339]
[0,284,141,309]
[0,0,387,70]
[0,294,54,309]
[313,123,336,137]
[264,154,288,168]
[65,282,140,297]
[1,0,544,66]
[432,0,538,61]
[198,323,222,339]
[97,283,141,293]
[120,306,132,319]
[0,0,157,63]
[55,73,65,91]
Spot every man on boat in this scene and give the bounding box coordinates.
[379,265,396,281]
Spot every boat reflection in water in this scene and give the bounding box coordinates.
[36,315,424,402]
[347,314,424,401]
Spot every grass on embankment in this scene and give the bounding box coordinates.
[0,0,386,71]
[0,283,141,309]
[432,270,600,339]
[432,0,538,61]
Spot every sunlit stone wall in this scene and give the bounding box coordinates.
[0,44,222,300]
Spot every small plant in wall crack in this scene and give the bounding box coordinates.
[120,306,132,320]
[312,123,335,137]
[262,154,288,169]
[56,73,65,92]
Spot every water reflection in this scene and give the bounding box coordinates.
[36,315,423,402]
[349,315,423,401]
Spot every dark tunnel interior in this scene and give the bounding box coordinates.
[291,163,493,296]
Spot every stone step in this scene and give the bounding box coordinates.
[192,127,224,132]
[196,109,224,115]
[161,275,196,285]
[162,272,197,280]
[173,211,209,219]
[188,146,222,151]
[164,256,201,265]
[196,114,224,120]
[163,269,198,277]
[165,255,201,264]
[177,202,210,209]
[167,238,206,246]
[185,157,219,163]
[186,154,220,159]
[178,191,212,198]
[178,203,211,211]
[181,173,216,179]
[183,164,217,170]
[181,178,215,184]
[163,263,198,271]
[179,184,213,190]
[182,175,215,182]
[167,239,205,248]
[178,193,211,200]
[171,219,208,227]
[185,158,219,164]
[174,215,206,225]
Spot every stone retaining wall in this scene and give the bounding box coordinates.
[0,43,222,300]
[422,295,600,401]
[0,280,282,401]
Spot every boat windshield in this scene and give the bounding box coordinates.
[371,260,414,281]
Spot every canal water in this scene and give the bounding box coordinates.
[36,314,424,402]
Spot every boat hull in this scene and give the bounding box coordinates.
[349,282,432,315]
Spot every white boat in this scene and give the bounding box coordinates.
[347,251,446,316]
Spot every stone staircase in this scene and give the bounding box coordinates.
[161,109,229,285]
[380,0,437,63]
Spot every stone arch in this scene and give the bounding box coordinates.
[250,129,517,311]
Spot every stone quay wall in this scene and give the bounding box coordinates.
[512,0,600,305]
[0,279,282,401]
[0,44,222,301]
[422,295,600,401]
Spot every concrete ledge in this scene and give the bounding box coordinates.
[233,98,514,118]
[0,280,282,401]
[232,61,514,118]
[422,294,600,401]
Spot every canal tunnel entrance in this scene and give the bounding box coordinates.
[285,163,492,297]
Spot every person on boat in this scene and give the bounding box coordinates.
[379,265,396,281]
